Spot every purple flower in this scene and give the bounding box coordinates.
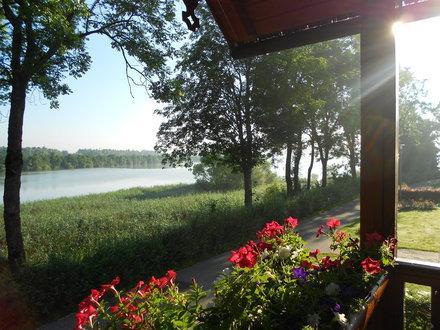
[292,267,308,281]
[332,303,341,313]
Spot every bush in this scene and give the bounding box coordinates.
[193,157,278,191]
[399,199,436,211]
[400,185,440,204]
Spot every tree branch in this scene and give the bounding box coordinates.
[2,0,18,27]
[79,14,134,38]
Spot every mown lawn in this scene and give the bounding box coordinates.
[344,211,435,329]
[0,179,359,324]
[344,208,440,252]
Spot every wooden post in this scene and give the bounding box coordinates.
[360,13,398,247]
[432,287,440,328]
[360,7,401,328]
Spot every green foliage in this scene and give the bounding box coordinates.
[205,222,393,329]
[1,0,179,105]
[0,180,358,323]
[405,284,431,330]
[151,6,269,174]
[400,69,440,184]
[192,157,278,191]
[0,147,164,172]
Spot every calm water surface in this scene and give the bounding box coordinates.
[0,168,195,203]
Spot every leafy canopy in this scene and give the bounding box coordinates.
[0,0,179,107]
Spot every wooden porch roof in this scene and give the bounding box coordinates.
[205,0,440,59]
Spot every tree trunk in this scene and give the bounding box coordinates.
[285,143,293,197]
[243,166,253,208]
[4,79,27,272]
[293,136,303,194]
[321,158,328,187]
[307,140,315,190]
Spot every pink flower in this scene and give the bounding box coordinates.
[229,243,258,268]
[361,257,382,275]
[284,217,299,229]
[327,218,341,229]
[257,221,285,239]
[334,230,348,242]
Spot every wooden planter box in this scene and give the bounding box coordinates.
[348,275,389,330]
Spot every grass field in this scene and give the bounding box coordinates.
[344,208,440,252]
[0,179,359,324]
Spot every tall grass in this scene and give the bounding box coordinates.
[0,178,359,323]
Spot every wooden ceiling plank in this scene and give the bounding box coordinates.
[252,1,361,37]
[231,18,361,59]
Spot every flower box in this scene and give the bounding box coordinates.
[348,275,388,330]
[75,217,396,329]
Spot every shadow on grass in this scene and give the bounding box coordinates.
[122,184,202,201]
[16,205,273,324]
[10,178,360,324]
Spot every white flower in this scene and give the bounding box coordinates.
[278,246,292,259]
[222,267,231,276]
[325,282,341,296]
[307,313,320,326]
[261,249,270,260]
[333,312,348,326]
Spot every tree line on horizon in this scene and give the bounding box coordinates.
[0,148,164,172]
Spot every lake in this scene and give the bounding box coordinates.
[0,168,195,203]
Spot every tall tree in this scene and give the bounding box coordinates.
[253,48,323,196]
[307,37,358,187]
[152,8,268,208]
[0,0,178,271]
[399,69,440,184]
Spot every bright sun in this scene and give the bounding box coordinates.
[394,16,440,104]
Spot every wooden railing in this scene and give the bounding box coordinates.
[368,258,440,329]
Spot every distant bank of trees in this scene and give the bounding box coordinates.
[0,148,165,172]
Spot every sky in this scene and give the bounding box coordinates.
[0,15,439,175]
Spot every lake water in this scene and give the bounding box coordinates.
[0,168,195,203]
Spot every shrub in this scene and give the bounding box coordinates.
[193,157,277,191]
[400,185,440,204]
[399,199,437,211]
[76,218,395,329]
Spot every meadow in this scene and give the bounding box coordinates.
[0,178,359,324]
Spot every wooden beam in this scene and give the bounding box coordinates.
[395,259,440,287]
[360,13,398,247]
[231,18,360,59]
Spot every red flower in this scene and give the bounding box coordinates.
[366,232,384,245]
[309,249,320,259]
[229,243,258,268]
[316,225,325,238]
[75,302,98,330]
[300,260,318,269]
[320,256,340,270]
[166,270,177,284]
[101,276,120,293]
[285,217,299,229]
[327,218,341,229]
[257,221,285,239]
[257,241,273,251]
[361,257,382,275]
[109,305,119,314]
